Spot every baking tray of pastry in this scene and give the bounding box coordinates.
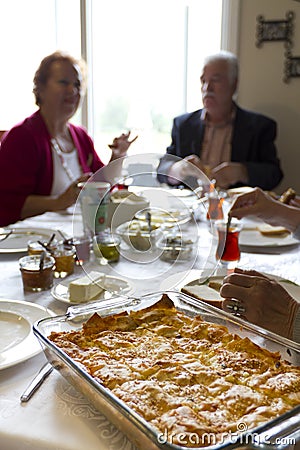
[33,292,300,449]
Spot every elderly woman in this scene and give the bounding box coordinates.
[0,51,136,226]
[221,187,300,342]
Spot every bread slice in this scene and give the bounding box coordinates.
[257,224,289,236]
[208,280,222,292]
[181,284,223,309]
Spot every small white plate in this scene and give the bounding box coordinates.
[0,300,54,370]
[51,275,134,304]
[239,228,298,248]
[169,188,195,198]
[0,227,59,253]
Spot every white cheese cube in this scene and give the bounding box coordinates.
[69,271,105,303]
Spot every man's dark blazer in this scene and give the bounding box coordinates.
[157,105,283,190]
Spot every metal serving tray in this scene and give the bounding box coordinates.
[33,292,300,450]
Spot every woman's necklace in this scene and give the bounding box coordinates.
[51,138,76,183]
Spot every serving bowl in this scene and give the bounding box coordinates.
[156,231,198,262]
[115,219,164,252]
[135,206,191,226]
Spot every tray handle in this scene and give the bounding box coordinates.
[66,295,141,319]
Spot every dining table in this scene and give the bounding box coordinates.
[0,185,299,450]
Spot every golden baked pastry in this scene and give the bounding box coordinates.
[49,295,300,448]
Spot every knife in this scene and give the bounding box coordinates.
[20,362,53,403]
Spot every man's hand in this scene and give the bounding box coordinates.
[168,155,209,184]
[212,162,248,189]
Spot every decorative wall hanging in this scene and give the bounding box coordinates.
[284,52,300,82]
[256,11,294,48]
[256,11,299,83]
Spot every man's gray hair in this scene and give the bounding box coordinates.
[203,50,238,85]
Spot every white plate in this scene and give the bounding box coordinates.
[239,228,298,248]
[160,270,300,303]
[0,227,59,253]
[169,188,195,198]
[51,275,134,304]
[0,300,54,370]
[160,268,226,292]
[227,186,254,197]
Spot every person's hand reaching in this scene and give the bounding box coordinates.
[109,131,138,160]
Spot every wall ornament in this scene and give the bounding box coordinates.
[256,11,299,83]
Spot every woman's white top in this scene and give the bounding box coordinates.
[51,147,82,196]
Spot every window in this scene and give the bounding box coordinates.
[0,0,81,129]
[87,0,223,161]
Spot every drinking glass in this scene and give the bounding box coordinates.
[206,193,224,221]
[78,182,111,236]
[72,235,91,265]
[215,219,242,270]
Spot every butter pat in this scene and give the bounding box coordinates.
[69,271,105,303]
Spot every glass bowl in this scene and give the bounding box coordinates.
[115,219,164,252]
[156,231,198,262]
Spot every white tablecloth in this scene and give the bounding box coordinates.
[0,195,299,450]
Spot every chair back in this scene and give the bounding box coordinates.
[0,131,7,141]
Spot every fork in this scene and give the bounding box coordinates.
[0,230,13,242]
[20,362,53,403]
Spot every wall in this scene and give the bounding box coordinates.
[237,0,300,193]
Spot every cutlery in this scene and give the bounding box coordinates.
[146,211,152,233]
[226,213,232,235]
[20,362,53,403]
[0,230,13,242]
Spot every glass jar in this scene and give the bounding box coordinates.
[27,239,57,256]
[19,254,55,292]
[93,233,120,264]
[52,244,75,278]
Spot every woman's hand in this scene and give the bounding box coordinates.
[55,173,91,210]
[229,187,300,233]
[221,268,299,340]
[229,187,276,221]
[109,131,138,160]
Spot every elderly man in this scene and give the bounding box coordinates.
[157,51,283,190]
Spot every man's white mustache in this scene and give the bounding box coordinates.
[203,93,215,99]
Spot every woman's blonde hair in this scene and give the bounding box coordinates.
[33,50,87,106]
